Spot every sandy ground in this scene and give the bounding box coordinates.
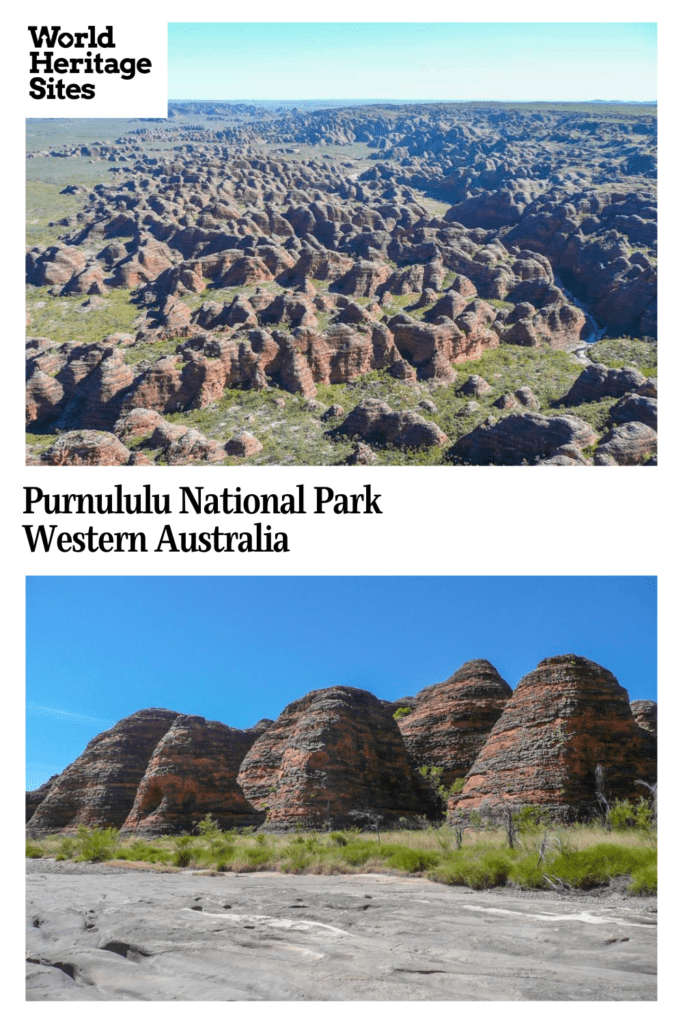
[26,860,656,1001]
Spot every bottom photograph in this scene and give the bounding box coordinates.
[26,576,657,1001]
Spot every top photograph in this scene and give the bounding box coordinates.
[25,23,657,467]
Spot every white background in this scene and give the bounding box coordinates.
[7,1,678,1016]
[25,18,167,116]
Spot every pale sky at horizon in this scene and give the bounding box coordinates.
[168,23,656,102]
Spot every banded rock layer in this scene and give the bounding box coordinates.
[26,657,657,836]
[25,775,59,824]
[26,709,180,835]
[397,659,512,786]
[237,686,440,828]
[120,715,266,835]
[451,655,657,821]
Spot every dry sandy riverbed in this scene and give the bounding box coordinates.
[26,860,656,1001]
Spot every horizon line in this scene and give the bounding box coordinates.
[168,98,658,104]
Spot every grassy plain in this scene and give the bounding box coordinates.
[26,819,656,895]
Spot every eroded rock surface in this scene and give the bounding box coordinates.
[397,660,512,786]
[451,655,657,821]
[26,710,180,834]
[25,866,657,1001]
[238,686,440,828]
[26,103,656,464]
[26,775,60,824]
[449,412,596,465]
[120,715,265,835]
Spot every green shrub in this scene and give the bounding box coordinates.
[119,840,170,864]
[329,832,347,847]
[213,841,236,871]
[430,850,513,888]
[607,798,653,832]
[419,764,457,804]
[462,851,512,889]
[628,863,657,895]
[57,836,76,859]
[75,826,119,862]
[385,847,440,872]
[281,851,313,874]
[197,813,221,841]
[429,824,463,853]
[393,707,412,720]
[339,840,376,867]
[26,840,44,859]
[508,853,548,889]
[195,839,235,868]
[514,806,552,833]
[243,845,271,867]
[172,834,194,867]
[549,843,656,889]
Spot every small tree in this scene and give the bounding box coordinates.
[500,798,520,850]
[196,812,223,857]
[595,764,610,823]
[419,766,466,808]
[349,809,383,845]
[536,830,562,868]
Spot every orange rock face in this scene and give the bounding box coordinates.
[451,655,657,821]
[25,662,657,836]
[120,715,265,835]
[26,709,180,834]
[237,686,440,829]
[397,659,512,787]
[40,430,133,466]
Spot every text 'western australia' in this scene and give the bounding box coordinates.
[22,485,383,554]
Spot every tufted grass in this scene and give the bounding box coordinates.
[26,821,656,892]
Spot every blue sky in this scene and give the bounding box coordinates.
[26,576,657,789]
[168,23,656,102]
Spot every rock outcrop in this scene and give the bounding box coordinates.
[560,363,647,406]
[120,716,265,835]
[39,430,134,467]
[594,422,657,465]
[237,686,440,829]
[26,710,180,834]
[25,661,657,835]
[450,655,657,821]
[397,660,513,787]
[333,399,449,449]
[26,775,60,824]
[449,413,596,465]
[630,700,657,735]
